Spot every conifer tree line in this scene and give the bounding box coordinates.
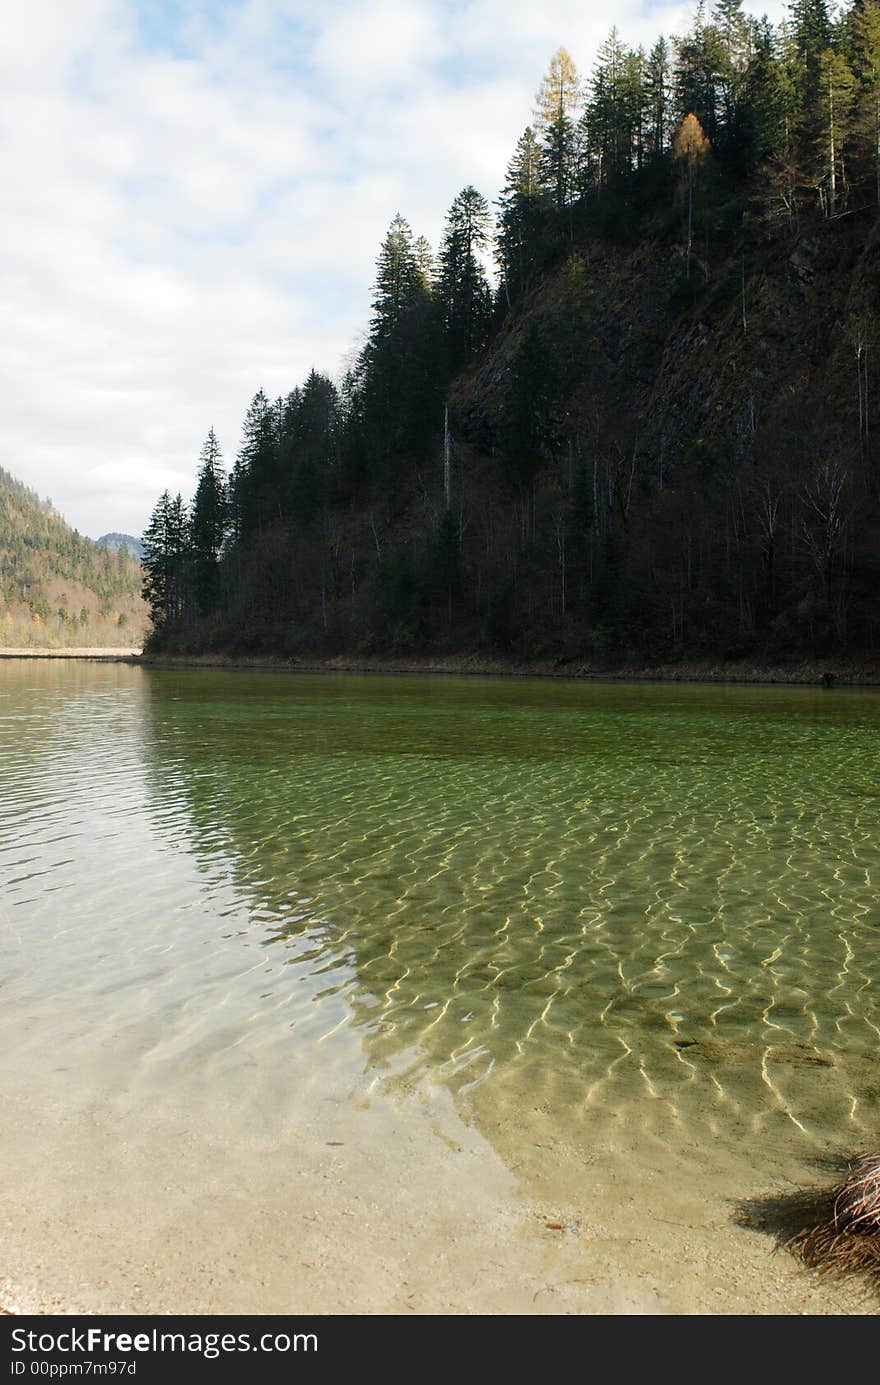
[144,0,880,661]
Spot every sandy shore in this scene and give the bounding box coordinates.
[0,647,140,660]
[1,1069,874,1317]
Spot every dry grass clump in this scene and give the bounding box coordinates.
[735,1145,880,1297]
[793,1149,880,1282]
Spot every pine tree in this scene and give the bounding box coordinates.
[741,17,791,168]
[784,0,833,141]
[786,0,832,76]
[286,369,338,527]
[817,46,857,213]
[369,215,423,347]
[189,428,228,616]
[586,28,632,184]
[413,235,435,290]
[141,491,190,631]
[712,0,754,160]
[646,37,672,158]
[230,389,277,539]
[352,219,438,485]
[437,186,492,372]
[497,127,544,301]
[674,2,726,143]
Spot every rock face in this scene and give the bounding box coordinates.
[453,220,879,497]
[437,210,880,661]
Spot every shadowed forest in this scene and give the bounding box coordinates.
[143,0,880,666]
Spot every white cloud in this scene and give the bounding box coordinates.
[1,0,790,537]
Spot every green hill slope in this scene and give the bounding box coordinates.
[0,468,147,648]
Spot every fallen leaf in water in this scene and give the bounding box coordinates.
[544,1222,565,1231]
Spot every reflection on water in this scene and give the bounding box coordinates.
[2,663,880,1211]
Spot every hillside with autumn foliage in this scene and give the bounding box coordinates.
[0,468,147,648]
[143,1,880,667]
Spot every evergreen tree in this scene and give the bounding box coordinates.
[189,429,228,616]
[285,369,339,526]
[786,0,832,77]
[413,235,435,289]
[741,17,791,168]
[141,490,190,630]
[712,0,755,161]
[784,0,833,143]
[646,37,672,158]
[674,2,726,144]
[230,389,278,539]
[353,218,438,484]
[437,186,492,372]
[817,46,857,212]
[497,127,544,301]
[369,215,423,346]
[586,28,632,184]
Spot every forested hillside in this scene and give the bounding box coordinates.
[144,0,880,666]
[0,469,146,647]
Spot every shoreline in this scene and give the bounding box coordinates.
[137,649,880,687]
[5,645,880,687]
[0,647,140,661]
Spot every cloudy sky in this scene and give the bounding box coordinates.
[1,0,787,538]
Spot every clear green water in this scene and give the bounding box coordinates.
[2,662,880,1210]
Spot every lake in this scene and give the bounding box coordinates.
[1,659,878,1314]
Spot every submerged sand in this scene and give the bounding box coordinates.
[2,658,877,1317]
[1,1058,873,1316]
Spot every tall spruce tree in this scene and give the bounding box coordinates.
[437,186,492,372]
[189,429,228,616]
[230,389,278,539]
[369,215,424,346]
[584,28,651,183]
[646,37,672,157]
[785,0,833,143]
[142,490,190,631]
[817,45,857,212]
[674,3,726,144]
[354,218,437,483]
[497,127,544,301]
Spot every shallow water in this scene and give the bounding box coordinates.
[2,661,879,1313]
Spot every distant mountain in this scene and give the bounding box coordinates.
[98,532,144,561]
[0,467,147,648]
